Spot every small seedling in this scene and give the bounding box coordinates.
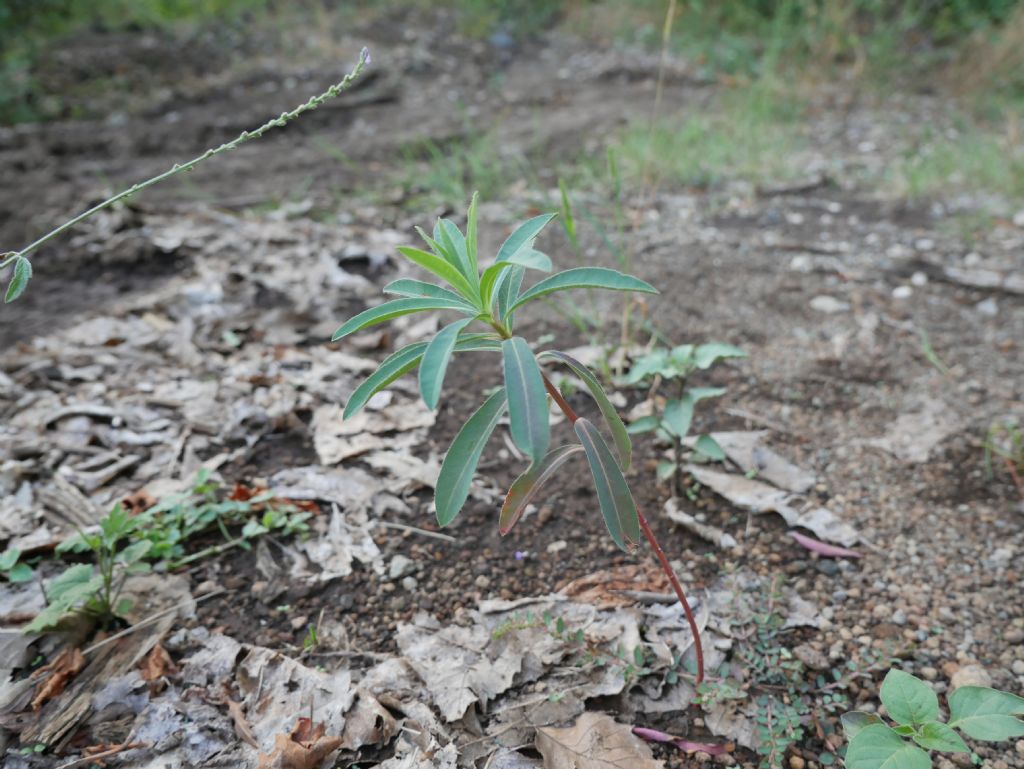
[26,504,151,633]
[842,669,1024,768]
[624,340,746,493]
[333,194,706,682]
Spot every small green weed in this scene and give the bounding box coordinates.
[842,669,1024,768]
[984,417,1024,499]
[25,470,312,633]
[26,504,152,633]
[625,340,746,493]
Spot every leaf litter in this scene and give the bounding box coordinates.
[0,193,839,767]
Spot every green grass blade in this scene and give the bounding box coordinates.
[435,388,508,527]
[466,192,479,275]
[540,350,632,470]
[499,445,583,535]
[574,418,640,551]
[502,337,550,463]
[332,297,473,341]
[509,267,657,314]
[419,318,474,410]
[396,246,479,304]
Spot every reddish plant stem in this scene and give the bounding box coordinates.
[540,372,704,684]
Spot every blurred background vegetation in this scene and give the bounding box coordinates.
[2,0,1023,207]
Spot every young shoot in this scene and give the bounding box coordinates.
[332,193,707,683]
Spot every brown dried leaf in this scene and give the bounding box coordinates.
[139,643,177,683]
[227,698,260,749]
[535,712,664,769]
[30,647,85,710]
[341,689,398,751]
[256,717,343,769]
[557,565,668,608]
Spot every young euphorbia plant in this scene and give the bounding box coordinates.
[332,194,705,683]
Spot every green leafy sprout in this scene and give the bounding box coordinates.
[24,470,311,634]
[624,341,746,493]
[842,668,1024,769]
[332,193,707,683]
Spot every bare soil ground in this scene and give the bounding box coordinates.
[1,9,1022,769]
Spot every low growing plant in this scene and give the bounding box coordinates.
[842,668,1024,768]
[24,471,312,633]
[25,504,151,633]
[332,193,707,682]
[624,340,746,494]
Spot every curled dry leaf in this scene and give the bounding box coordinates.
[255,717,343,769]
[631,726,732,756]
[139,643,177,683]
[557,564,669,609]
[535,712,664,769]
[788,530,861,558]
[30,646,85,710]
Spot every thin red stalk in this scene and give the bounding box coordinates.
[540,372,704,684]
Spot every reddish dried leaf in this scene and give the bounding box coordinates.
[633,725,733,755]
[31,647,85,710]
[139,643,177,683]
[788,530,862,559]
[256,718,343,769]
[121,490,156,515]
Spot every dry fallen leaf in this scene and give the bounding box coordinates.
[227,697,260,749]
[31,646,85,710]
[557,565,669,608]
[255,717,343,769]
[535,712,664,769]
[139,643,177,684]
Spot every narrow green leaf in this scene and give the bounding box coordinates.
[344,342,427,418]
[841,712,883,740]
[880,669,939,725]
[558,178,576,245]
[496,213,556,264]
[574,417,640,551]
[663,396,694,438]
[502,337,550,463]
[332,297,474,341]
[466,192,479,275]
[435,388,508,527]
[480,250,553,309]
[694,434,726,461]
[509,267,657,313]
[499,445,583,535]
[419,318,474,409]
[383,278,476,306]
[694,343,746,369]
[4,256,31,303]
[439,219,477,287]
[497,265,526,325]
[949,686,1024,740]
[845,725,930,769]
[540,350,631,470]
[912,722,969,753]
[396,246,479,303]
